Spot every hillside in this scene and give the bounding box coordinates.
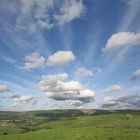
[0,110,140,140]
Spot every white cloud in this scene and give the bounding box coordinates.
[59,81,84,91]
[45,89,95,102]
[11,95,37,105]
[16,0,85,32]
[23,51,75,69]
[103,32,140,51]
[67,100,83,106]
[11,103,18,107]
[38,73,95,105]
[104,96,116,104]
[47,51,75,66]
[102,84,122,93]
[0,84,10,93]
[12,95,33,101]
[38,73,68,91]
[76,67,93,77]
[102,95,140,109]
[24,52,46,69]
[10,95,37,110]
[130,68,140,80]
[54,0,85,25]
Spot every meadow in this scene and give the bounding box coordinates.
[0,110,140,140]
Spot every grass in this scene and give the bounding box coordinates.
[0,110,140,140]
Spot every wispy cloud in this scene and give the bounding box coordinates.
[75,67,93,77]
[103,0,140,73]
[0,53,17,64]
[130,68,140,80]
[102,84,122,94]
[119,0,140,31]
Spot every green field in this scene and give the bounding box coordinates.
[0,110,140,140]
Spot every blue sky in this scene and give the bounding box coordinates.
[0,0,140,111]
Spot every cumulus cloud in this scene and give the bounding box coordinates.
[59,81,84,91]
[47,51,75,66]
[0,84,10,93]
[102,84,122,93]
[130,68,140,80]
[102,95,140,109]
[103,32,140,51]
[38,73,68,91]
[23,52,46,69]
[15,0,85,32]
[23,51,75,69]
[38,73,95,106]
[76,67,93,77]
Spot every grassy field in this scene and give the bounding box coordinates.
[0,110,140,140]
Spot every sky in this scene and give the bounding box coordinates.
[0,0,140,111]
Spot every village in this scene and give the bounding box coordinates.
[0,119,32,126]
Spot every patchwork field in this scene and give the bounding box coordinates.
[0,110,140,140]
